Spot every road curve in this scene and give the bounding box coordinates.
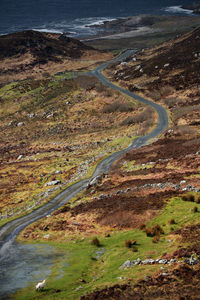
[0,50,168,250]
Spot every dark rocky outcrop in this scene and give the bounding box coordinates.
[0,30,94,62]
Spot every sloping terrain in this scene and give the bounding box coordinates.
[0,30,112,83]
[1,26,200,300]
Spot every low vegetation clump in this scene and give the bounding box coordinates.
[91,237,101,247]
[125,239,136,248]
[169,218,176,225]
[192,206,198,213]
[182,194,195,202]
[102,101,134,113]
[121,107,153,126]
[152,234,160,243]
[195,196,200,204]
[145,224,164,237]
[139,224,146,231]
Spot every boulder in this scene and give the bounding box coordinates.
[45,180,61,186]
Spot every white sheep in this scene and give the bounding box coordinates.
[35,279,46,291]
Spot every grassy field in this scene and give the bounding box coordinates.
[15,194,200,299]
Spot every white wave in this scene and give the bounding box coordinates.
[163,6,193,15]
[32,28,63,34]
[29,17,118,38]
[71,17,117,29]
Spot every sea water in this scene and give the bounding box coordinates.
[0,0,195,37]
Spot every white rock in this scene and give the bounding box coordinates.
[164,63,170,68]
[17,155,23,160]
[180,180,186,185]
[45,180,61,186]
[44,234,50,239]
[17,122,24,127]
[27,113,35,118]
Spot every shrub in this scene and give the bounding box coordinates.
[147,91,161,101]
[139,224,146,231]
[102,101,134,114]
[131,246,138,252]
[195,196,200,204]
[145,224,164,237]
[125,239,136,248]
[192,206,198,213]
[121,107,154,126]
[152,234,160,243]
[163,97,177,108]
[169,218,176,225]
[91,237,101,247]
[160,85,174,97]
[182,194,195,202]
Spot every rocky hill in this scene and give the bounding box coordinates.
[0,30,93,62]
[0,30,110,83]
[110,26,200,93]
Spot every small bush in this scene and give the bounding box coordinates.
[91,237,101,247]
[139,224,146,231]
[102,101,134,114]
[169,218,176,225]
[131,246,138,252]
[182,194,195,202]
[152,234,160,243]
[125,239,136,248]
[145,224,164,237]
[192,206,198,213]
[121,107,153,126]
[147,91,161,101]
[160,85,174,97]
[195,196,200,204]
[163,97,177,108]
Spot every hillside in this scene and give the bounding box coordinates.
[0,26,200,299]
[0,30,112,83]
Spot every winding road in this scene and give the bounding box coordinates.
[0,49,168,295]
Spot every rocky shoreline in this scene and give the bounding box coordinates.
[182,3,200,14]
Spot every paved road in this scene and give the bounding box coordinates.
[0,49,168,250]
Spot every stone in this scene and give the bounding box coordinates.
[72,222,79,226]
[135,258,142,265]
[17,155,23,160]
[44,234,50,239]
[75,285,83,291]
[27,113,35,118]
[119,260,134,269]
[17,122,24,127]
[169,258,177,264]
[55,170,61,174]
[158,259,168,264]
[180,180,186,185]
[45,180,61,186]
[116,190,123,195]
[164,63,170,68]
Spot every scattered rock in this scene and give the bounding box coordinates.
[45,180,61,186]
[17,155,23,160]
